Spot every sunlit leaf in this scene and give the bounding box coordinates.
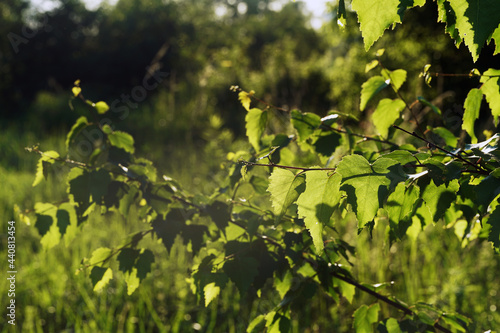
[353,303,379,332]
[381,69,407,91]
[108,130,135,153]
[337,155,403,226]
[448,0,500,61]
[268,168,306,222]
[65,116,88,150]
[372,98,405,138]
[72,86,81,97]
[351,0,402,51]
[297,172,341,254]
[239,90,254,111]
[480,69,500,125]
[32,150,59,187]
[462,88,483,143]
[94,101,109,114]
[245,108,267,151]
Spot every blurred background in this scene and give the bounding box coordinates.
[1,0,500,331]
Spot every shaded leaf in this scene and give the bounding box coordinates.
[360,76,389,111]
[117,248,140,273]
[291,110,321,141]
[223,256,259,295]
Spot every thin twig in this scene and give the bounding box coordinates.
[320,124,399,147]
[241,160,335,172]
[393,125,489,175]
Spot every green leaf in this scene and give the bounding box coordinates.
[437,0,462,46]
[94,101,110,114]
[246,108,268,151]
[32,150,59,187]
[89,247,113,266]
[267,169,306,222]
[297,172,342,254]
[72,86,81,97]
[462,88,483,143]
[480,69,500,125]
[266,312,290,333]
[144,183,174,215]
[207,201,231,230]
[378,318,402,333]
[291,110,321,141]
[432,127,458,147]
[239,90,254,111]
[448,0,500,61]
[381,69,407,92]
[34,202,57,237]
[57,203,79,245]
[372,99,406,138]
[313,132,342,157]
[353,303,380,333]
[66,116,88,150]
[337,155,403,226]
[417,96,442,115]
[422,179,459,222]
[351,0,402,51]
[249,175,269,194]
[135,249,155,280]
[90,267,113,292]
[487,202,500,252]
[386,183,420,243]
[247,314,266,333]
[365,60,379,73]
[475,169,500,208]
[117,248,140,273]
[108,130,135,154]
[202,273,228,307]
[223,256,259,295]
[360,76,389,111]
[152,209,185,253]
[490,26,500,55]
[381,150,416,165]
[203,282,221,307]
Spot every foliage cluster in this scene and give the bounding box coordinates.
[6,0,500,332]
